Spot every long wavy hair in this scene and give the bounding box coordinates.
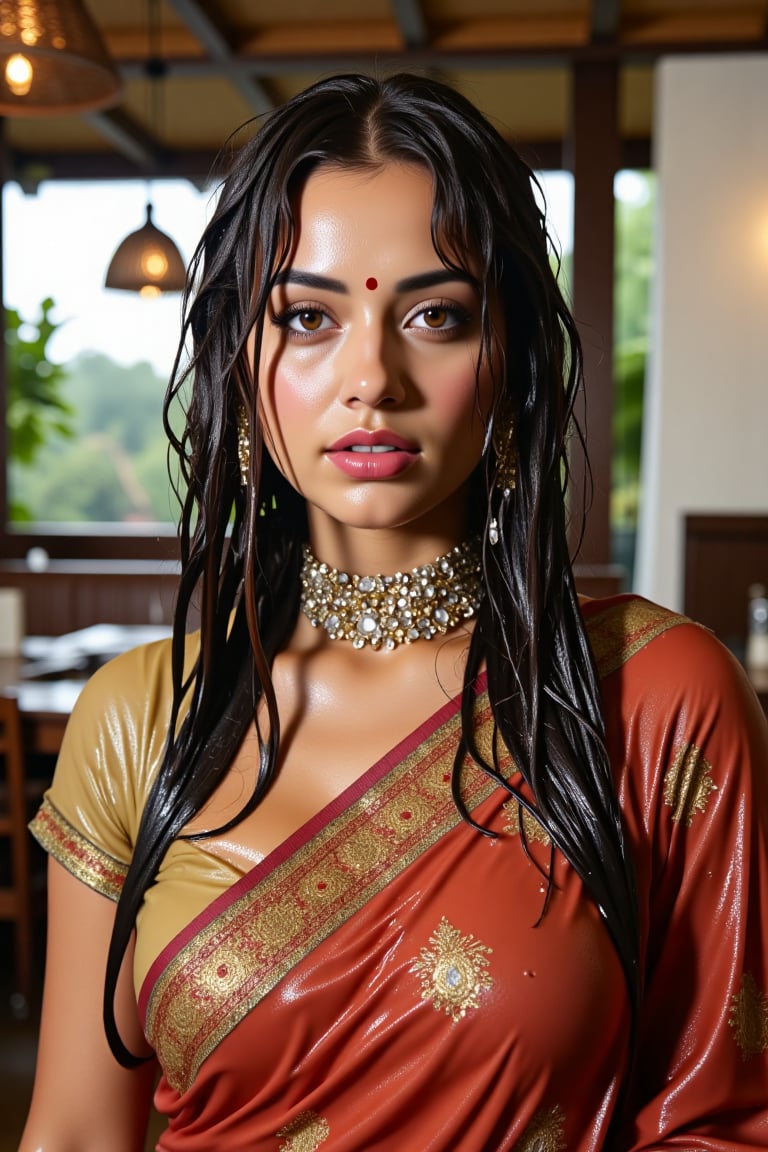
[104,72,640,1068]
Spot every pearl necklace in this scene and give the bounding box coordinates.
[299,539,483,650]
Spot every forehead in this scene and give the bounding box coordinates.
[286,163,439,268]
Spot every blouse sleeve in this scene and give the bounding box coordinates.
[607,619,768,1150]
[29,637,178,902]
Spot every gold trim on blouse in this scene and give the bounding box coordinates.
[29,797,128,901]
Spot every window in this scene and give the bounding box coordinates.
[3,179,214,547]
[613,169,656,584]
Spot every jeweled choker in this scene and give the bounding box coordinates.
[299,539,483,650]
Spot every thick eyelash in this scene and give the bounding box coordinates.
[409,299,472,330]
[270,301,329,333]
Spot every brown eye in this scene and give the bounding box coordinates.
[297,309,323,331]
[422,307,448,329]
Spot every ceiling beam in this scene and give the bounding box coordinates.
[165,0,274,115]
[390,0,429,48]
[83,108,162,170]
[8,147,222,186]
[116,32,768,83]
[591,0,621,42]
[7,136,651,185]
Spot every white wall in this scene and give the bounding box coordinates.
[635,55,768,611]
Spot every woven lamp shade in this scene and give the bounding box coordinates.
[0,0,121,115]
[105,203,186,296]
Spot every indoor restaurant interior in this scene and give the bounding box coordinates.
[1,1,768,1148]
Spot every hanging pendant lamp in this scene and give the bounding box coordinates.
[0,0,121,115]
[104,0,184,297]
[104,201,186,297]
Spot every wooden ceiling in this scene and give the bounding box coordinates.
[4,0,768,185]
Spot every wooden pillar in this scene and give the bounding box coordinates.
[0,117,7,539]
[565,61,619,567]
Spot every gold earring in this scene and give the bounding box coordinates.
[237,406,250,487]
[492,406,516,495]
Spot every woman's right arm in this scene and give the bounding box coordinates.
[19,859,158,1152]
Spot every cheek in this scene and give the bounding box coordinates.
[435,360,491,440]
[259,350,334,448]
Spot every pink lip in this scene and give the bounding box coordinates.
[326,429,419,480]
[327,430,418,452]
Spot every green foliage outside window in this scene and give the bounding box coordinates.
[8,339,180,526]
[613,174,656,582]
[5,298,74,521]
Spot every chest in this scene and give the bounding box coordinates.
[189,639,473,867]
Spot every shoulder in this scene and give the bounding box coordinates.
[582,593,741,689]
[583,594,768,770]
[58,631,199,802]
[67,634,174,733]
[70,629,198,717]
[581,594,692,680]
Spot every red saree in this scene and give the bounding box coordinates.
[30,596,768,1150]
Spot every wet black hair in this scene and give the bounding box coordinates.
[104,71,640,1075]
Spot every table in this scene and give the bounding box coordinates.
[0,624,172,755]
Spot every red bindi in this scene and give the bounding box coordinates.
[365,277,378,291]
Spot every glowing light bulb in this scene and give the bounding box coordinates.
[141,249,168,279]
[139,284,162,298]
[5,53,33,96]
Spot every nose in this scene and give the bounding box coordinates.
[338,320,405,409]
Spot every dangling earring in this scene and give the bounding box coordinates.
[488,404,516,546]
[492,405,517,496]
[237,405,250,487]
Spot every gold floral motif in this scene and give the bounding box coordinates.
[663,743,717,826]
[276,1110,330,1151]
[514,1105,566,1152]
[336,828,387,870]
[421,757,455,795]
[502,799,551,845]
[254,902,304,950]
[729,971,768,1058]
[376,794,432,840]
[411,917,493,1021]
[298,866,348,907]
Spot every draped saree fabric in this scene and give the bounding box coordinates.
[30,597,768,1150]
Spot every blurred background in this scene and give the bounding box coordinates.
[0,3,767,1146]
[1,1,766,613]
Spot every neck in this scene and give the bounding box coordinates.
[306,509,471,578]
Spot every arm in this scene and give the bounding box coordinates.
[19,860,157,1152]
[617,625,768,1149]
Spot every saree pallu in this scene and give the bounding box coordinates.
[30,597,768,1150]
[142,685,627,1150]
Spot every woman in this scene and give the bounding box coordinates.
[21,73,768,1151]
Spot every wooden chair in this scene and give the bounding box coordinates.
[0,695,35,1005]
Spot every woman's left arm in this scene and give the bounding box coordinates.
[618,624,768,1151]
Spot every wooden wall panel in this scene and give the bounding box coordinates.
[0,564,184,636]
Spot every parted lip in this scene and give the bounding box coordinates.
[327,429,419,452]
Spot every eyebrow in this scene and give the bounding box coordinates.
[272,268,475,295]
[272,270,349,294]
[395,269,476,293]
